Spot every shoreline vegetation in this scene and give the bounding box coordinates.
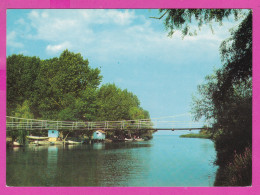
[157,9,252,186]
[179,133,211,139]
[6,137,147,148]
[180,128,212,139]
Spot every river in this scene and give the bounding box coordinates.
[6,134,218,186]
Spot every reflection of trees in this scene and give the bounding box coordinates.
[7,143,152,186]
[7,146,52,186]
[85,143,152,186]
[46,146,58,182]
[53,143,152,186]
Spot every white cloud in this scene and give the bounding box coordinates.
[41,12,48,18]
[24,9,136,43]
[7,31,24,48]
[10,9,237,62]
[7,31,16,41]
[109,10,136,25]
[16,18,25,25]
[80,9,136,25]
[46,42,71,54]
[29,10,40,19]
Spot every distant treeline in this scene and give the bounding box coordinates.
[180,129,212,139]
[7,50,153,140]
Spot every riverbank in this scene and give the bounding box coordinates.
[180,133,211,139]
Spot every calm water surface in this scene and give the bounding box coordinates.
[6,135,218,186]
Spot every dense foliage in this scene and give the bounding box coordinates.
[158,9,252,186]
[179,132,211,139]
[180,128,213,139]
[191,12,252,186]
[7,55,41,114]
[7,50,152,140]
[96,84,150,121]
[157,9,242,37]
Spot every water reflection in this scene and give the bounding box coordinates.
[92,143,104,150]
[6,136,217,186]
[12,147,20,152]
[46,146,58,185]
[66,144,80,150]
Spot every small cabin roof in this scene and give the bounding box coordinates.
[48,130,58,132]
[95,130,106,134]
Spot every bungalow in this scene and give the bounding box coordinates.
[92,130,106,140]
[48,130,59,142]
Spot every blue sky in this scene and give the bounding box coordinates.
[7,9,244,135]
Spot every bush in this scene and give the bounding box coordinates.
[216,147,252,186]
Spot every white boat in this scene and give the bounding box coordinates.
[66,140,82,145]
[33,140,50,146]
[124,138,133,141]
[13,141,22,147]
[27,135,49,140]
[134,138,144,142]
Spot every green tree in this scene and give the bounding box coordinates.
[155,9,243,37]
[34,50,102,120]
[96,83,140,121]
[218,11,252,95]
[8,100,34,145]
[7,54,41,115]
[96,83,152,139]
[129,107,146,120]
[96,83,150,121]
[190,12,252,186]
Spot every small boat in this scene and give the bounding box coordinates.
[66,140,82,145]
[13,141,22,147]
[124,138,133,142]
[27,135,49,140]
[134,138,144,142]
[33,140,50,146]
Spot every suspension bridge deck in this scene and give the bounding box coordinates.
[6,116,210,131]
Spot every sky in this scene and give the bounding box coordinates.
[6,9,244,135]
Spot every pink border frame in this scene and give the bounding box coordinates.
[0,0,259,194]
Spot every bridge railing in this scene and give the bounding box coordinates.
[6,116,208,131]
[6,116,154,131]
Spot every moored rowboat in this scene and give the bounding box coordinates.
[27,136,49,140]
[124,138,133,141]
[13,141,22,147]
[33,141,51,146]
[66,140,82,145]
[134,138,144,142]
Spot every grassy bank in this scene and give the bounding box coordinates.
[180,133,211,139]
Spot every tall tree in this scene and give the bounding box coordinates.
[96,83,152,139]
[190,11,252,186]
[155,9,243,37]
[34,50,102,120]
[96,83,142,121]
[7,54,41,115]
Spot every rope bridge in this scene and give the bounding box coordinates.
[6,115,209,132]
